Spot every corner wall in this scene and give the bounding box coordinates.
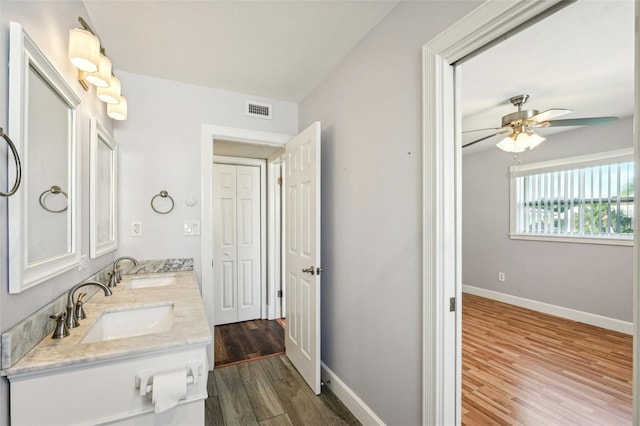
[298,2,482,424]
[462,117,634,323]
[0,2,116,423]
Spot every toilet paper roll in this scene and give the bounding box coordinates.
[152,369,187,413]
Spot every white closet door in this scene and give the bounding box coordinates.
[213,164,261,325]
[236,165,261,322]
[213,164,238,325]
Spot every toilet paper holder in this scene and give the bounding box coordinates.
[135,362,202,397]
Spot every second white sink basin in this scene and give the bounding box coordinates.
[125,274,176,289]
[80,303,174,344]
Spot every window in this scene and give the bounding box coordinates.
[510,148,634,245]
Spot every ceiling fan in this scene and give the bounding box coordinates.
[462,94,618,152]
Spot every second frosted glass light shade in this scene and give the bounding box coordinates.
[85,54,112,88]
[97,76,121,104]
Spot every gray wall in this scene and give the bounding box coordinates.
[0,1,116,423]
[298,2,482,424]
[462,117,634,322]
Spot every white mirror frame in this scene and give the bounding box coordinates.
[89,118,117,258]
[8,22,81,293]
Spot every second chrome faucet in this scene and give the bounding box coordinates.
[109,256,139,287]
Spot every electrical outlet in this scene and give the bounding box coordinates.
[498,272,506,282]
[132,221,143,237]
[78,255,88,270]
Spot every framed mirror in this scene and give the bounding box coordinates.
[8,22,81,293]
[90,118,117,258]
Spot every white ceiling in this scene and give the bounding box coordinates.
[84,0,399,102]
[84,1,634,130]
[461,1,634,153]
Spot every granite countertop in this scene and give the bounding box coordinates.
[2,271,211,377]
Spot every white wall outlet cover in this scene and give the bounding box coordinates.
[132,221,143,237]
[185,197,198,207]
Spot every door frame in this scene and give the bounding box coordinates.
[424,1,639,424]
[212,155,267,323]
[421,1,570,424]
[201,124,292,367]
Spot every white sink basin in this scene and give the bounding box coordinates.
[125,274,176,289]
[80,304,174,344]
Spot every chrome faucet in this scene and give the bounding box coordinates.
[66,281,112,329]
[110,256,140,287]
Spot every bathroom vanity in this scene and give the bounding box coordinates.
[2,271,211,425]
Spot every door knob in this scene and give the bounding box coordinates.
[302,266,315,275]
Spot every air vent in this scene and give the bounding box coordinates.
[246,101,272,119]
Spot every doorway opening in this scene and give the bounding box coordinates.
[421,1,639,424]
[201,122,322,394]
[458,1,634,423]
[212,140,286,367]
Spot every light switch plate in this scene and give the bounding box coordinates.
[184,220,201,236]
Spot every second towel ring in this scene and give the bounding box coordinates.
[151,190,174,214]
[39,185,68,213]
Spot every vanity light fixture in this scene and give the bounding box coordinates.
[68,17,128,120]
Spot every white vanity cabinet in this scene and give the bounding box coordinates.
[7,345,208,426]
[3,271,212,426]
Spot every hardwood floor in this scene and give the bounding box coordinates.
[462,293,633,425]
[215,320,284,367]
[206,355,361,425]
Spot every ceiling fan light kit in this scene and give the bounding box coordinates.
[463,94,618,153]
[496,127,545,153]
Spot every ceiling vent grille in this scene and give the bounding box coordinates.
[246,101,272,119]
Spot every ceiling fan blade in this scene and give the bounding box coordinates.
[546,116,618,127]
[528,108,572,124]
[462,130,509,148]
[463,127,502,134]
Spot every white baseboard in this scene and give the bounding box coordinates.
[320,362,385,426]
[462,284,633,335]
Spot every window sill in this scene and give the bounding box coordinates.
[509,233,634,246]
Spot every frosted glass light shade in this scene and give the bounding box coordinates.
[97,76,121,104]
[69,28,100,72]
[107,95,127,120]
[496,131,545,153]
[85,54,112,88]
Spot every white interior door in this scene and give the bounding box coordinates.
[236,166,262,322]
[284,122,321,394]
[213,164,261,325]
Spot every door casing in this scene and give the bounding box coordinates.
[422,1,639,424]
[201,124,292,367]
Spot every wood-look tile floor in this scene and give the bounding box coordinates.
[215,320,284,367]
[462,293,633,425]
[205,355,361,426]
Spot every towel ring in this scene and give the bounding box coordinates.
[39,185,68,213]
[0,127,22,197]
[151,190,174,214]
